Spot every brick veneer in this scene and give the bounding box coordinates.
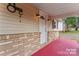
[48,31,59,42]
[0,31,59,56]
[0,32,41,56]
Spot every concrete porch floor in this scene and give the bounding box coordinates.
[32,39,79,56]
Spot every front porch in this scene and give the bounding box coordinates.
[0,3,79,56]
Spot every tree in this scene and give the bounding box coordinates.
[65,17,77,31]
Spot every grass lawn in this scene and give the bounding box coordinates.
[63,31,79,34]
[61,30,79,42]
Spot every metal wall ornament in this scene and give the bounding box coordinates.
[7,3,23,17]
[7,3,23,23]
[7,3,16,13]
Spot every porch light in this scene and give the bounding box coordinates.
[36,14,40,16]
[47,16,51,21]
[40,16,45,19]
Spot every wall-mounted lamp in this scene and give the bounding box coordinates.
[7,3,23,17]
[40,16,45,19]
[36,8,40,17]
[47,19,50,21]
[36,9,45,20]
[47,16,51,21]
[36,14,45,19]
[36,14,40,16]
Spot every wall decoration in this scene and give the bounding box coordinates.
[7,3,23,17]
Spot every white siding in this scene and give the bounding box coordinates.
[0,4,39,34]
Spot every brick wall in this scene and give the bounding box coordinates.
[48,31,59,42]
[0,32,41,56]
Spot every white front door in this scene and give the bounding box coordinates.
[39,19,47,44]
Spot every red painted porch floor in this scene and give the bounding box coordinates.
[32,39,79,56]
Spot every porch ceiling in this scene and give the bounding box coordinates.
[32,3,79,18]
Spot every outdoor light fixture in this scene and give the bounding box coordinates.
[36,13,45,19]
[7,3,23,17]
[36,8,40,17]
[36,9,45,20]
[40,16,45,19]
[47,19,50,21]
[36,13,40,16]
[47,16,51,21]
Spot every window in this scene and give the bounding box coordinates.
[52,20,56,28]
